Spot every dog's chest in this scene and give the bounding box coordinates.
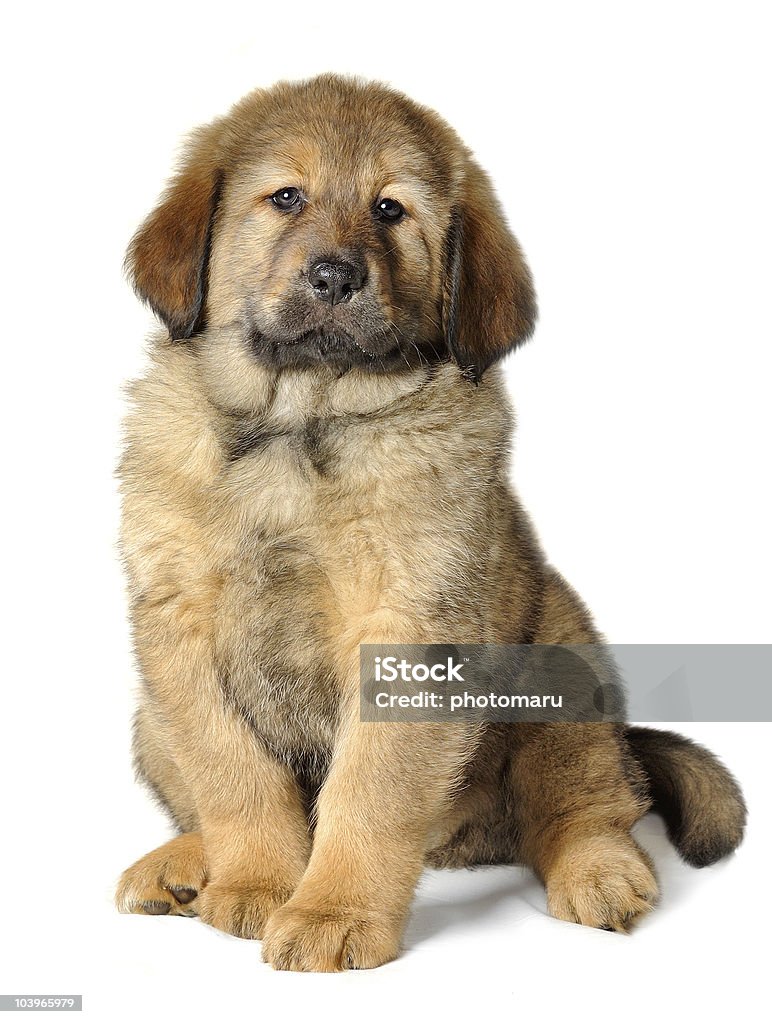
[209,414,440,753]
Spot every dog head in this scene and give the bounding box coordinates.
[127,74,537,382]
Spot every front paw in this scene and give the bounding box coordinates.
[197,879,293,939]
[261,903,402,972]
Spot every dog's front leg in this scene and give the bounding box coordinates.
[261,700,474,971]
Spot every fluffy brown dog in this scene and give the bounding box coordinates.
[116,74,745,971]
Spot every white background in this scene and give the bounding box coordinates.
[1,1,770,1021]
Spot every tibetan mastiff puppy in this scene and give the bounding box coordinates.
[116,74,745,971]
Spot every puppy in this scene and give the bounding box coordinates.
[116,74,746,971]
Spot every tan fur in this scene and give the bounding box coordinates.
[116,833,206,916]
[117,74,745,971]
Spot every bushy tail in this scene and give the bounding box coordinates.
[625,726,746,867]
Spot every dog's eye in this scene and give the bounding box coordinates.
[374,197,405,222]
[271,187,303,211]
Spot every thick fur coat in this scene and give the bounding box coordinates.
[116,75,745,971]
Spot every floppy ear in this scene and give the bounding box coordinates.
[443,159,537,381]
[126,123,225,340]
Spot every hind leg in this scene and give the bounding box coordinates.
[116,832,207,917]
[132,705,199,832]
[510,723,659,931]
[117,708,205,916]
[123,698,311,939]
[542,830,658,931]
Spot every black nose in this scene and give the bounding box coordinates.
[308,258,365,305]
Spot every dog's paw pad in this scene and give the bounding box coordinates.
[116,833,207,919]
[141,900,172,915]
[168,886,198,905]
